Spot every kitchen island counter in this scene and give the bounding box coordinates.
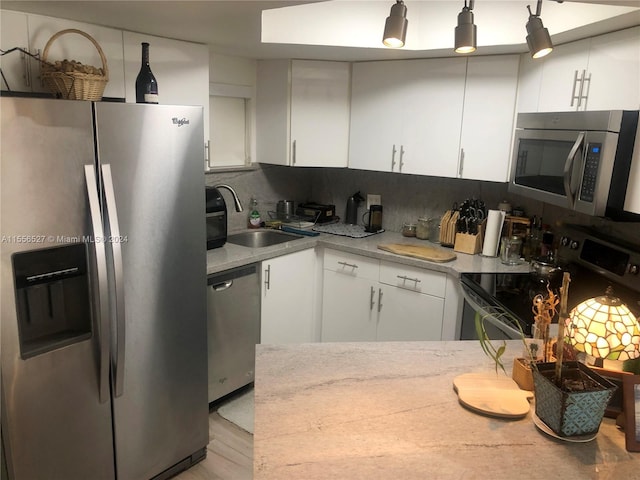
[254,340,635,479]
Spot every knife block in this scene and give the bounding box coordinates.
[453,219,485,254]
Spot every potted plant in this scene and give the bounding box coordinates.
[476,272,619,439]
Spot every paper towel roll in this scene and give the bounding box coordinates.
[482,210,506,257]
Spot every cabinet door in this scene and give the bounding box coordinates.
[516,52,544,114]
[256,59,290,166]
[537,38,591,112]
[290,60,350,167]
[123,32,209,139]
[459,55,519,182]
[28,14,126,99]
[0,10,31,93]
[321,270,377,342]
[261,249,316,344]
[586,27,640,111]
[400,58,466,178]
[349,61,403,172]
[376,286,444,341]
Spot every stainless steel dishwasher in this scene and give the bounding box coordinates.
[207,263,260,403]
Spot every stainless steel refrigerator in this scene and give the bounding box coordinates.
[1,97,208,480]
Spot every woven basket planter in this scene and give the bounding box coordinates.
[533,361,616,437]
[40,29,109,101]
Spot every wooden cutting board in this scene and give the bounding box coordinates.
[453,373,533,419]
[378,243,457,263]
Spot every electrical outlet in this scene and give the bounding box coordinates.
[367,194,381,209]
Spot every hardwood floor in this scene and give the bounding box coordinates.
[175,411,253,480]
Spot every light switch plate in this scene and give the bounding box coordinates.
[367,194,381,209]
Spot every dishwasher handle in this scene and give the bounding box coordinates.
[211,280,233,291]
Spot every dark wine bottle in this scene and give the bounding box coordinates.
[135,42,158,104]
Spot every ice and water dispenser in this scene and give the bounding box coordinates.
[13,243,92,358]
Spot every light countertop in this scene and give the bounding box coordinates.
[254,340,637,479]
[207,229,532,276]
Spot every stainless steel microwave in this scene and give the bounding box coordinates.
[508,110,638,220]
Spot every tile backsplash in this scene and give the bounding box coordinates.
[206,164,639,246]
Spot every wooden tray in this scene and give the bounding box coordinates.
[453,372,533,419]
[377,243,457,263]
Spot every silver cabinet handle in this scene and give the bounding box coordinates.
[399,145,405,172]
[370,286,375,311]
[292,139,297,166]
[84,165,110,404]
[205,140,211,170]
[579,71,591,109]
[377,288,383,313]
[570,70,580,107]
[337,261,358,269]
[101,164,126,398]
[264,264,271,290]
[397,274,421,284]
[391,144,397,171]
[458,148,465,177]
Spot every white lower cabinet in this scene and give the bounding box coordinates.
[261,248,317,344]
[321,249,446,342]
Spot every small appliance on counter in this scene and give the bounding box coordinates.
[206,186,227,249]
[296,202,336,223]
[345,191,364,225]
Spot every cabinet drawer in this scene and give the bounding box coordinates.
[379,261,446,297]
[323,249,379,280]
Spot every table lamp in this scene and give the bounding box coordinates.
[568,286,640,366]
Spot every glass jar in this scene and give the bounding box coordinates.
[500,235,523,265]
[416,217,431,240]
[402,223,417,237]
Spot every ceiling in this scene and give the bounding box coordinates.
[2,0,639,61]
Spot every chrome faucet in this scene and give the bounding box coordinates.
[214,184,244,212]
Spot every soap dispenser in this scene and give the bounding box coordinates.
[345,191,364,225]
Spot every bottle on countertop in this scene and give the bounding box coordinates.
[135,42,158,104]
[247,197,261,229]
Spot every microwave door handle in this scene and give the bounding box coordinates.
[563,132,585,208]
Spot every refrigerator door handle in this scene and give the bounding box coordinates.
[101,164,126,398]
[84,165,111,404]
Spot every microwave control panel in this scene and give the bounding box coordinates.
[579,143,602,203]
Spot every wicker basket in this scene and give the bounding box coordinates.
[41,29,109,101]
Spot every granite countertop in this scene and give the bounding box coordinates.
[254,340,636,479]
[207,229,532,276]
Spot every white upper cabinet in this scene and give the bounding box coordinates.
[349,58,466,176]
[586,27,640,111]
[256,59,351,167]
[1,11,126,99]
[458,55,519,182]
[517,27,639,113]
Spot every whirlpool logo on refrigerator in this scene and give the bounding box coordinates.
[172,117,190,127]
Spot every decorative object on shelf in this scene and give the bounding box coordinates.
[135,42,158,104]
[622,374,640,452]
[525,0,554,58]
[382,0,408,48]
[454,0,477,54]
[40,29,109,101]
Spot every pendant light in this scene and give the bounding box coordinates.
[526,0,553,59]
[455,0,477,54]
[383,0,408,48]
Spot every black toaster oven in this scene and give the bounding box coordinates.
[206,187,227,249]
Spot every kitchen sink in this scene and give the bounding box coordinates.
[227,229,303,248]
